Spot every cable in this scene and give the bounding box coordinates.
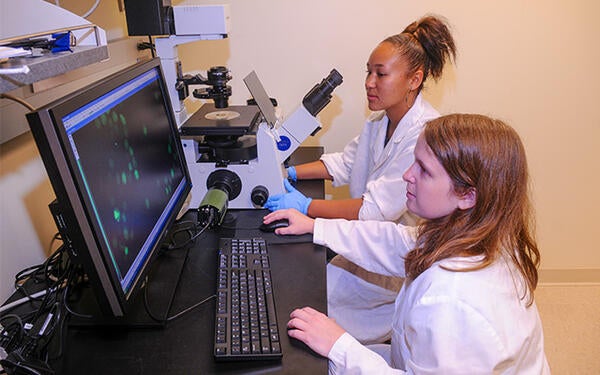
[0,93,36,112]
[60,266,92,320]
[0,290,55,314]
[1,243,73,375]
[166,294,216,322]
[137,41,156,53]
[8,244,69,315]
[162,219,211,252]
[81,0,101,19]
[137,36,156,58]
[0,314,25,354]
[141,218,215,323]
[52,0,99,19]
[143,283,215,324]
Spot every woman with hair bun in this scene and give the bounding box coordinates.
[266,15,456,223]
[266,15,458,344]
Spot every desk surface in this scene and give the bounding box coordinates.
[56,210,327,374]
[56,147,328,374]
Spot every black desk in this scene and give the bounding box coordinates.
[57,147,327,374]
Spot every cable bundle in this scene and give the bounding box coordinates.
[0,236,76,375]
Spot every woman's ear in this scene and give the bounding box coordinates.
[458,188,477,210]
[410,69,424,90]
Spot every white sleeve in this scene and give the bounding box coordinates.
[320,135,359,187]
[358,125,420,222]
[329,300,509,374]
[403,296,509,374]
[328,333,406,375]
[313,218,416,277]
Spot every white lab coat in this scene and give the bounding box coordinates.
[321,93,438,343]
[320,92,438,223]
[314,219,550,375]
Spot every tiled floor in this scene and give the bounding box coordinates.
[536,284,600,374]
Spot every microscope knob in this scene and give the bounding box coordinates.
[251,185,269,206]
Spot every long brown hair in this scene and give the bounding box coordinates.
[404,114,540,305]
[383,15,457,92]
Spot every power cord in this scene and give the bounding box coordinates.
[137,36,155,58]
[143,286,216,324]
[142,218,215,323]
[161,219,211,252]
[0,240,73,375]
[0,93,37,112]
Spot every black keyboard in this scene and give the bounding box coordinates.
[214,237,283,361]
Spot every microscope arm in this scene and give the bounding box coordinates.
[154,35,226,126]
[270,68,343,162]
[271,105,323,162]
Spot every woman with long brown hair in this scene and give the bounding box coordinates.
[265,114,549,373]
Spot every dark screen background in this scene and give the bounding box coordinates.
[71,79,184,285]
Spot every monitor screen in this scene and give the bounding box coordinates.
[27,58,192,320]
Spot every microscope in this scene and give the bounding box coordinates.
[123,1,343,225]
[179,67,343,224]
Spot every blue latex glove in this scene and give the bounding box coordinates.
[286,166,297,182]
[264,179,312,214]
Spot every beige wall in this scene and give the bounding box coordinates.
[177,0,600,275]
[1,0,599,301]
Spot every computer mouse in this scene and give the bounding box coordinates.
[259,219,289,232]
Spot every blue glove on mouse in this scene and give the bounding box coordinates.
[263,179,312,214]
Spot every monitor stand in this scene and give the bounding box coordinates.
[68,246,190,328]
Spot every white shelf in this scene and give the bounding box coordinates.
[0,0,109,94]
[0,45,109,94]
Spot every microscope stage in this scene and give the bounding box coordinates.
[180,103,261,136]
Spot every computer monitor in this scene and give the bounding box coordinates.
[26,58,192,324]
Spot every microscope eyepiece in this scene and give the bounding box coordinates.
[302,69,343,116]
[322,69,344,89]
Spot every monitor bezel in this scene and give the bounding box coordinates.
[26,58,192,318]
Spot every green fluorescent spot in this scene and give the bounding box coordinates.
[113,209,121,222]
[124,247,129,255]
[171,168,175,178]
[145,198,150,209]
[112,111,118,123]
[134,170,139,180]
[121,172,127,184]
[143,126,148,135]
[120,113,126,125]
